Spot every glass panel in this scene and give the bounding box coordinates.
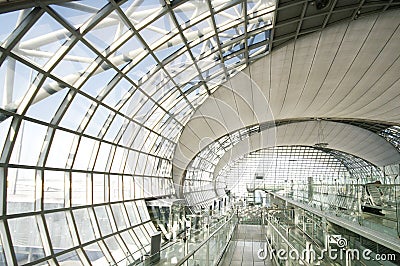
[124,202,140,226]
[9,216,46,264]
[110,174,122,202]
[94,206,113,236]
[94,142,112,172]
[84,11,129,52]
[26,82,69,123]
[136,200,150,221]
[0,10,20,46]
[51,1,108,30]
[71,172,89,206]
[111,203,127,230]
[104,236,125,263]
[0,229,6,265]
[93,173,106,204]
[12,12,68,68]
[126,55,157,84]
[46,129,75,168]
[133,226,149,246]
[81,64,118,97]
[59,93,93,130]
[9,121,46,166]
[45,212,73,252]
[84,242,106,264]
[73,137,97,170]
[51,41,97,85]
[120,0,163,29]
[73,208,95,243]
[0,59,38,108]
[56,250,81,264]
[43,170,65,210]
[103,78,133,109]
[120,231,138,254]
[7,168,36,214]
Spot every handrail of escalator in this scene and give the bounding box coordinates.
[175,213,238,266]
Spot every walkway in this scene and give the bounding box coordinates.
[219,224,273,266]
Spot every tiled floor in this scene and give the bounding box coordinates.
[219,224,273,266]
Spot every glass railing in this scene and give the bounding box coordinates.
[274,183,400,238]
[111,212,237,266]
[175,214,238,266]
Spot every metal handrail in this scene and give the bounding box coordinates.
[268,221,310,265]
[175,213,237,266]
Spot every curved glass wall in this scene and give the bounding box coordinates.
[215,146,382,198]
[182,119,397,210]
[0,0,276,265]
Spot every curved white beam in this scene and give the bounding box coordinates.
[213,121,400,177]
[173,10,400,187]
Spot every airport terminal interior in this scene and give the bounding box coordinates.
[0,0,400,265]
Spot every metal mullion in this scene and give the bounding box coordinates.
[0,1,73,14]
[243,0,250,65]
[0,117,22,259]
[128,229,145,254]
[110,1,197,118]
[0,219,18,265]
[1,163,173,183]
[89,205,103,240]
[98,112,116,140]
[104,173,110,204]
[0,167,7,218]
[87,206,101,240]
[63,207,80,254]
[46,5,188,133]
[86,140,100,178]
[0,113,25,165]
[3,58,16,108]
[322,0,338,29]
[0,109,174,162]
[383,0,395,12]
[36,213,57,262]
[97,238,116,265]
[165,1,212,95]
[207,0,232,81]
[75,248,91,266]
[210,0,244,14]
[268,0,278,53]
[0,194,178,221]
[0,7,44,63]
[120,200,133,228]
[105,143,117,174]
[295,1,308,40]
[114,232,130,261]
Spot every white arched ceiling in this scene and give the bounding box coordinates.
[213,121,400,176]
[173,10,400,185]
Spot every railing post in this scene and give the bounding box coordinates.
[206,238,210,266]
[396,181,400,238]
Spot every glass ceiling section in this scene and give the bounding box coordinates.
[0,0,276,265]
[215,146,381,198]
[182,121,385,210]
[380,126,400,152]
[0,0,275,133]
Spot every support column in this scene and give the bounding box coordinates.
[308,176,313,203]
